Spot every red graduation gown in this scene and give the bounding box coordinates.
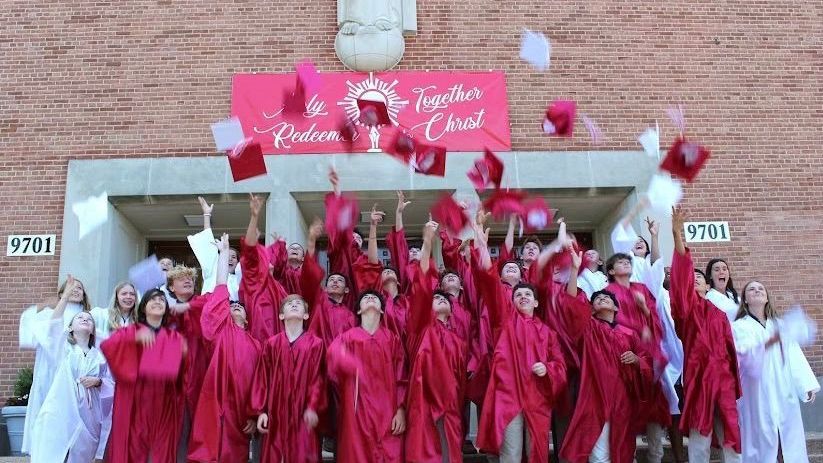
[187,285,262,463]
[251,330,327,463]
[101,324,186,463]
[405,266,468,463]
[670,249,741,451]
[240,237,288,343]
[327,325,407,463]
[266,239,303,295]
[605,280,671,427]
[302,254,357,348]
[556,294,654,463]
[169,294,209,418]
[474,266,567,463]
[351,257,412,349]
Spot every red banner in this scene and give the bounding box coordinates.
[231,71,511,154]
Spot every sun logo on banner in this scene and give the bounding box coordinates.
[338,72,409,152]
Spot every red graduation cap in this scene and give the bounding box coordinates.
[282,84,307,119]
[412,143,446,177]
[338,117,358,152]
[357,99,391,127]
[385,128,417,163]
[431,194,469,236]
[467,148,504,192]
[521,197,553,233]
[482,189,526,221]
[660,137,711,182]
[325,192,360,232]
[295,60,321,96]
[542,100,576,137]
[228,139,267,182]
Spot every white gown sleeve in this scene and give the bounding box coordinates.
[785,341,821,402]
[188,228,219,294]
[733,319,767,379]
[611,221,638,256]
[19,305,40,349]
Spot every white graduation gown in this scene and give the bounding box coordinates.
[578,268,608,299]
[610,222,653,283]
[706,288,739,323]
[19,302,83,455]
[29,318,109,463]
[643,259,685,415]
[733,315,820,463]
[88,306,128,459]
[188,228,242,300]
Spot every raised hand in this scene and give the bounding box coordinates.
[671,206,686,233]
[370,204,385,225]
[249,193,264,217]
[396,190,411,214]
[328,168,340,195]
[423,220,439,241]
[570,250,583,270]
[216,233,230,253]
[135,326,156,347]
[308,218,324,240]
[197,196,213,216]
[645,216,659,236]
[632,291,650,316]
[476,208,491,227]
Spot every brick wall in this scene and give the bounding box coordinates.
[1,0,820,396]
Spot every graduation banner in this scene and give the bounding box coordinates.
[231,71,511,154]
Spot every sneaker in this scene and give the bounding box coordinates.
[323,437,336,454]
[462,439,478,454]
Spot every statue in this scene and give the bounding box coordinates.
[335,0,416,71]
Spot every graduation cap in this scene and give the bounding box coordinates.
[542,100,576,137]
[521,197,553,233]
[72,191,109,240]
[282,60,322,120]
[666,103,686,134]
[580,114,604,145]
[357,98,391,127]
[338,117,358,151]
[210,117,245,152]
[295,60,321,95]
[411,143,446,177]
[385,128,417,163]
[325,192,360,232]
[129,254,167,295]
[781,305,818,347]
[519,29,551,71]
[637,122,660,158]
[467,148,504,192]
[431,194,469,236]
[659,137,711,182]
[646,174,683,215]
[228,139,268,182]
[482,189,526,221]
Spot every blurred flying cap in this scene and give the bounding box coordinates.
[282,84,307,119]
[781,305,818,347]
[580,114,604,145]
[228,139,267,182]
[666,103,686,134]
[325,192,360,232]
[646,174,683,215]
[72,191,109,240]
[522,196,554,232]
[637,122,660,158]
[129,254,167,295]
[338,117,358,152]
[519,29,551,71]
[542,100,576,137]
[385,128,417,163]
[467,148,504,192]
[660,137,711,182]
[432,194,470,236]
[295,60,322,96]
[482,189,526,221]
[357,98,391,126]
[411,143,446,177]
[210,117,245,152]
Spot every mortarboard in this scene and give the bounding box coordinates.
[228,139,268,182]
[637,122,660,158]
[72,191,109,240]
[210,117,245,152]
[467,148,504,192]
[357,98,391,127]
[338,117,358,152]
[646,174,683,215]
[129,254,167,295]
[282,84,307,119]
[781,306,818,347]
[519,29,551,71]
[325,192,360,232]
[660,137,711,182]
[411,143,447,177]
[431,194,469,236]
[295,60,321,96]
[580,114,604,145]
[482,189,526,221]
[521,197,554,233]
[385,128,417,163]
[542,100,576,137]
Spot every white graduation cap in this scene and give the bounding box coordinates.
[72,191,109,240]
[211,117,246,152]
[129,254,168,295]
[781,305,818,347]
[637,122,660,158]
[519,29,551,71]
[646,174,683,215]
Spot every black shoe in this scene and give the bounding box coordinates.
[323,437,336,454]
[462,439,478,454]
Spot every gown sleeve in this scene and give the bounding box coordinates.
[201,285,231,342]
[188,228,219,294]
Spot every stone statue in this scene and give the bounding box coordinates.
[335,0,416,71]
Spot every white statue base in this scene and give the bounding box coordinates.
[335,26,405,72]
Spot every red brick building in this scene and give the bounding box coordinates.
[1,0,821,401]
